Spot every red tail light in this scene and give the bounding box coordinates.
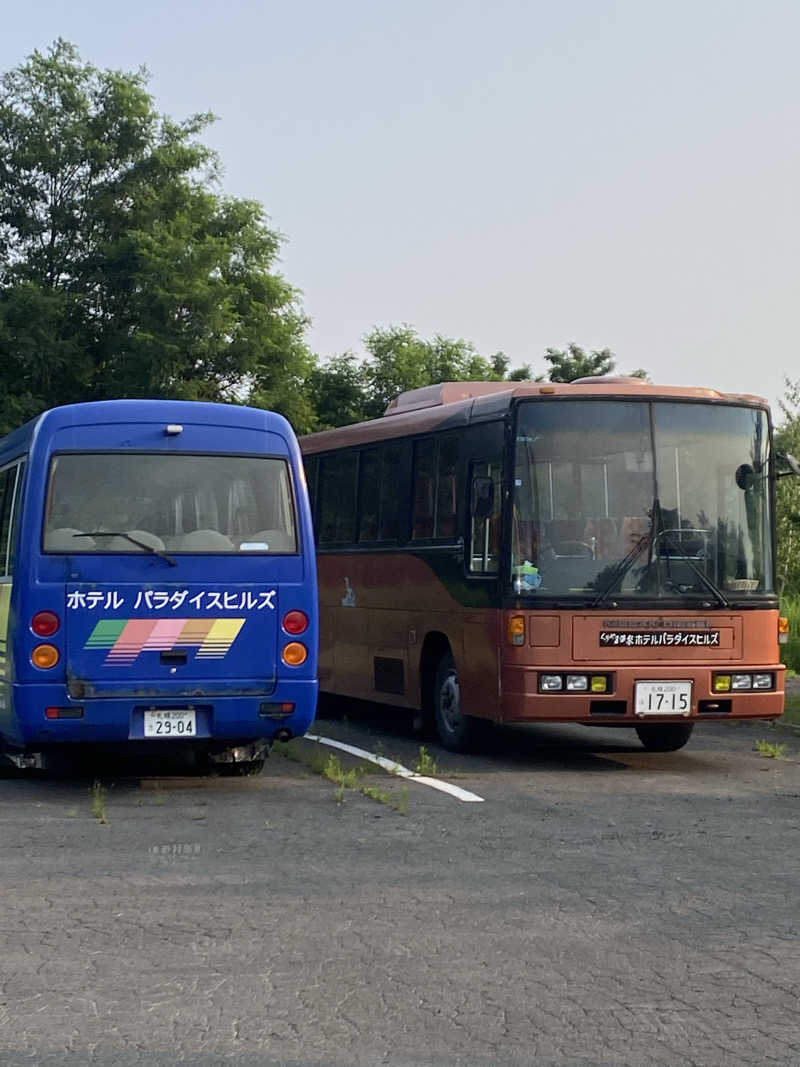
[282,610,309,635]
[32,611,60,637]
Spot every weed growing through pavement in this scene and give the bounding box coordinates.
[755,739,788,759]
[90,780,109,824]
[415,746,438,776]
[278,740,408,813]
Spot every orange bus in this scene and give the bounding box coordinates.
[301,377,790,752]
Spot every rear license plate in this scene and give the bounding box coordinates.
[143,709,196,738]
[635,681,692,717]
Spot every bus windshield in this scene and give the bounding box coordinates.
[44,452,297,554]
[512,400,773,600]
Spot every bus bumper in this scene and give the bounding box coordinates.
[501,665,784,724]
[2,681,319,749]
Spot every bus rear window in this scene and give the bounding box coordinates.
[43,453,297,554]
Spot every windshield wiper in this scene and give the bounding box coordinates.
[590,531,651,608]
[72,531,177,567]
[590,500,730,609]
[653,524,728,608]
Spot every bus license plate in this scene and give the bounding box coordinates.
[144,709,196,738]
[635,681,692,717]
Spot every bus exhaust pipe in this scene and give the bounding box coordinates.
[275,728,293,743]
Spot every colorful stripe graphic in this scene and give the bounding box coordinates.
[84,618,246,665]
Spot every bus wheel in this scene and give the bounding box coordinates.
[433,651,479,752]
[635,723,694,752]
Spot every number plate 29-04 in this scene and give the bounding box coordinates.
[634,681,692,717]
[143,709,196,738]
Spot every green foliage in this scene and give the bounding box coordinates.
[309,324,531,428]
[414,745,438,776]
[0,40,314,434]
[754,739,787,759]
[543,343,649,384]
[774,379,800,595]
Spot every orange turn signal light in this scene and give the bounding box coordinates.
[31,644,60,669]
[507,615,526,646]
[282,642,308,667]
[779,616,790,645]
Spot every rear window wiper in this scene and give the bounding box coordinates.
[72,531,177,567]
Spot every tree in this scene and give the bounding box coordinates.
[308,325,529,428]
[0,40,314,434]
[774,378,800,595]
[543,343,649,383]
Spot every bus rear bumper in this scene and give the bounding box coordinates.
[3,681,319,749]
[501,665,785,724]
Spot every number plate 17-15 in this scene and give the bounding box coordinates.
[634,681,692,717]
[143,709,196,738]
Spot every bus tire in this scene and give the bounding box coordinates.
[433,651,480,753]
[635,723,694,752]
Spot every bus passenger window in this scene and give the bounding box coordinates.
[319,453,357,544]
[412,436,459,541]
[358,449,380,542]
[378,442,404,541]
[0,467,13,575]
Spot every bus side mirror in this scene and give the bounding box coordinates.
[776,452,800,478]
[471,476,495,519]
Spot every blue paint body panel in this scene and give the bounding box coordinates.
[0,400,318,753]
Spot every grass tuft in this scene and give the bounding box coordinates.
[90,780,109,824]
[755,739,788,759]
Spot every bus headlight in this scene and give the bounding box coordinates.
[566,675,588,691]
[539,675,563,692]
[731,674,752,690]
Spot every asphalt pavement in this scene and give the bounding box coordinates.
[0,713,798,1067]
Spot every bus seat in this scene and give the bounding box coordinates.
[583,518,618,559]
[45,528,94,551]
[245,530,295,552]
[622,515,649,551]
[105,530,166,552]
[172,529,235,551]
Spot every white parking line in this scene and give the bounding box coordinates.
[304,733,485,803]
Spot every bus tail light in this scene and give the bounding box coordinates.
[779,616,790,645]
[507,616,525,646]
[32,644,60,669]
[283,610,309,635]
[32,611,60,637]
[282,642,308,667]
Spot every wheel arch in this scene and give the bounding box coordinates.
[418,630,453,713]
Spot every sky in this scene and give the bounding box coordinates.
[3,1,799,418]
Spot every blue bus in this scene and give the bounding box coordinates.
[0,399,317,773]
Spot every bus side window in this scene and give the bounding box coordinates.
[469,460,501,573]
[7,462,25,575]
[319,453,357,544]
[357,448,380,542]
[0,467,12,575]
[412,435,459,541]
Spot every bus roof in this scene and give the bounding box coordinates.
[0,399,295,464]
[301,377,770,454]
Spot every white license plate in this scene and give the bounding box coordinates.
[635,681,692,717]
[143,709,196,738]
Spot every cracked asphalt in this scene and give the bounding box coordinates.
[1,713,799,1067]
